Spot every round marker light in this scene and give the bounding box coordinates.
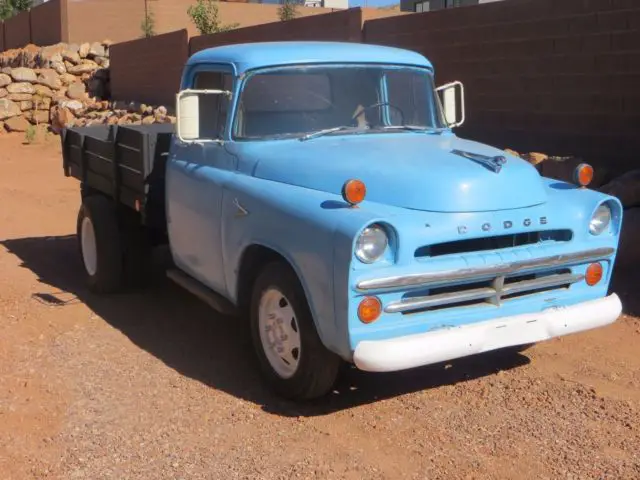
[355,224,388,263]
[574,163,594,187]
[342,179,366,206]
[358,296,382,324]
[589,203,612,235]
[585,263,603,286]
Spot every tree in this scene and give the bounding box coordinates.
[0,0,32,20]
[187,0,239,35]
[140,9,156,38]
[278,0,298,22]
[0,1,13,21]
[11,0,31,11]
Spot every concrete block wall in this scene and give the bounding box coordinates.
[364,0,640,173]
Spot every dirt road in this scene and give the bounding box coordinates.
[0,134,638,479]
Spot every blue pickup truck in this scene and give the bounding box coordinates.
[61,41,623,400]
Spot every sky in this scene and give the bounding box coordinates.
[349,0,399,8]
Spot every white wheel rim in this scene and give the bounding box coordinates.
[258,288,301,379]
[81,216,98,277]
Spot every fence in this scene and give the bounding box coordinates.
[111,8,370,106]
[3,10,30,50]
[190,8,363,53]
[29,0,64,47]
[110,30,189,107]
[2,0,639,172]
[0,0,341,51]
[364,0,640,173]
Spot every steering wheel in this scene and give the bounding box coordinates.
[351,102,405,126]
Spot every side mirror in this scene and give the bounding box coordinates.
[176,90,200,142]
[176,89,232,143]
[436,81,465,128]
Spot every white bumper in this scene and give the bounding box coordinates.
[353,294,622,373]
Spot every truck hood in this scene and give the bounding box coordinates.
[236,133,547,213]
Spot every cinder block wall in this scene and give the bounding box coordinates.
[364,0,640,173]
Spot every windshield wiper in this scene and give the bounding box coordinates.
[299,125,362,141]
[381,125,446,134]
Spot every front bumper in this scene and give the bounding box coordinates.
[353,293,622,372]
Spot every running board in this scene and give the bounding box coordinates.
[166,269,238,316]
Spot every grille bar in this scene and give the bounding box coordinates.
[357,247,613,293]
[384,272,584,314]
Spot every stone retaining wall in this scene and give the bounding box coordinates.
[0,42,173,134]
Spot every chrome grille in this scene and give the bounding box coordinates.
[386,270,582,314]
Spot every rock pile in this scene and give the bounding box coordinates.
[0,42,174,134]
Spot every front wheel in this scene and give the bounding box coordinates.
[250,262,341,400]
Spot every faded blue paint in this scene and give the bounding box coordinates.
[185,41,433,75]
[166,41,623,363]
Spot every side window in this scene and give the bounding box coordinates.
[192,71,233,139]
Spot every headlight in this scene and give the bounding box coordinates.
[589,203,612,235]
[355,224,388,263]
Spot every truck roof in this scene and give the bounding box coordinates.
[186,41,433,73]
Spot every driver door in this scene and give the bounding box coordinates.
[166,67,236,296]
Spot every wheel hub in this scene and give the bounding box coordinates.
[258,289,301,379]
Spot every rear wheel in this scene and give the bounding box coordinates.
[250,262,341,400]
[77,195,124,293]
[77,195,151,293]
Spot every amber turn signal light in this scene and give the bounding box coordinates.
[585,262,603,286]
[574,163,594,187]
[358,296,382,324]
[342,179,366,206]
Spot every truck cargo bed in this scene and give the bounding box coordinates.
[61,124,173,230]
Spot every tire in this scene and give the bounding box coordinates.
[250,262,341,400]
[77,195,124,293]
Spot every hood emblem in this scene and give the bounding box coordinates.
[451,149,507,173]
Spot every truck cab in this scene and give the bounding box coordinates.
[65,42,623,400]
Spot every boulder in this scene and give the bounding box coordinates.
[88,42,106,58]
[19,101,33,111]
[155,106,168,117]
[34,84,54,98]
[67,82,87,100]
[36,70,63,90]
[68,62,99,75]
[62,50,81,65]
[59,99,83,112]
[94,56,109,67]
[7,93,33,102]
[523,152,548,166]
[51,60,67,75]
[7,82,35,94]
[26,110,50,125]
[599,170,640,208]
[4,115,30,132]
[0,99,21,120]
[79,43,90,58]
[0,88,7,98]
[0,73,11,88]
[59,73,76,86]
[10,67,37,83]
[50,106,76,131]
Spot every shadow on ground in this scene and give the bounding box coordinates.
[2,235,536,416]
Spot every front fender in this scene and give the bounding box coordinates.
[221,175,384,359]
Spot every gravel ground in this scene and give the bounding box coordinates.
[0,134,639,479]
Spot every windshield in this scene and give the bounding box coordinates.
[233,64,447,140]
